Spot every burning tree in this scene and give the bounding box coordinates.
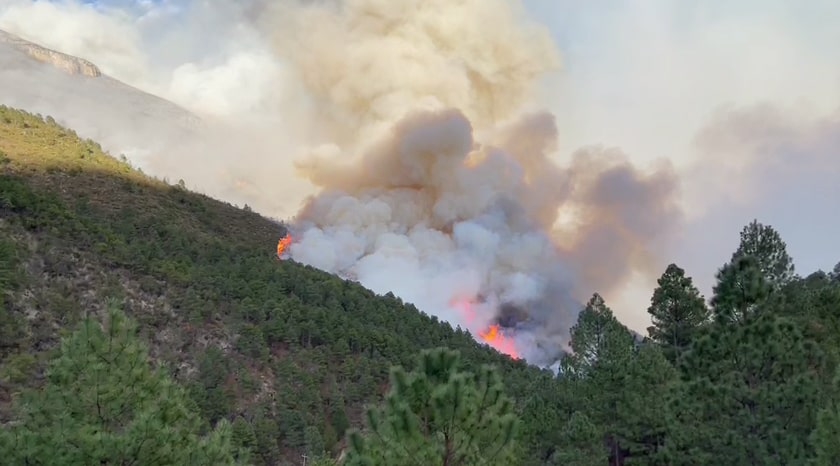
[277,233,293,259]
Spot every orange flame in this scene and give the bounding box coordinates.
[478,324,520,359]
[277,234,293,258]
[450,297,520,359]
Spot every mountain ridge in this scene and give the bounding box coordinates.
[0,28,204,164]
[0,29,102,77]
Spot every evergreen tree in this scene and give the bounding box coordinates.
[647,263,710,364]
[556,294,640,465]
[731,220,795,289]
[617,343,678,464]
[550,411,603,466]
[304,425,326,458]
[560,293,633,379]
[190,345,236,424]
[0,300,243,465]
[711,255,771,324]
[232,417,258,463]
[667,315,823,465]
[344,347,519,466]
[812,366,840,466]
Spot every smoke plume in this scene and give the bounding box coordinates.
[261,0,683,364]
[1,0,694,365]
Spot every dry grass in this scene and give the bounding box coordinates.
[0,105,282,250]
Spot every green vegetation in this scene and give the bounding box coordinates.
[0,106,556,464]
[1,105,840,465]
[0,302,243,465]
[344,348,518,466]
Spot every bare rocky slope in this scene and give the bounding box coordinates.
[0,29,202,163]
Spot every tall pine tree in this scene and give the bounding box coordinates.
[812,365,840,466]
[0,300,243,465]
[551,411,603,466]
[344,347,519,466]
[647,263,710,364]
[667,315,823,465]
[556,294,640,465]
[731,220,795,289]
[617,343,679,464]
[560,293,634,379]
[711,255,771,324]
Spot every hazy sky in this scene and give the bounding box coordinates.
[521,0,840,304]
[2,0,839,333]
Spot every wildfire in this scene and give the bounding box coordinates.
[276,234,293,259]
[478,324,519,359]
[451,297,520,359]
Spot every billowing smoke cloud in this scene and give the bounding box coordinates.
[235,0,680,364]
[288,104,680,363]
[26,0,840,366]
[0,0,684,365]
[257,0,561,149]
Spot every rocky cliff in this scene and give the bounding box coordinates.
[0,29,102,77]
[0,28,203,170]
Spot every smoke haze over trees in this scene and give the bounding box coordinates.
[2,0,840,341]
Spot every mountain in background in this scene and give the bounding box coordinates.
[0,29,203,163]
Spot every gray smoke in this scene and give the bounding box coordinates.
[1,0,685,365]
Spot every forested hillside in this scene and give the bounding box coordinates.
[1,106,840,465]
[0,106,563,464]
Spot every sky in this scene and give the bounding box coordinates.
[1,0,839,336]
[522,0,840,305]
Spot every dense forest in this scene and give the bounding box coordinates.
[1,106,839,465]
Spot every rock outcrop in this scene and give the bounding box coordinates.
[0,29,101,77]
[0,28,205,172]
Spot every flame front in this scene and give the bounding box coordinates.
[451,298,520,360]
[478,324,519,359]
[277,234,293,258]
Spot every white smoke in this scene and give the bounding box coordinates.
[288,108,577,364]
[0,0,689,365]
[267,0,682,365]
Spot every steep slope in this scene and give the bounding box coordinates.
[0,29,202,163]
[0,107,565,465]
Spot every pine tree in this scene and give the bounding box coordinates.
[711,255,771,324]
[344,347,519,466]
[231,417,258,463]
[617,343,679,464]
[556,293,639,465]
[560,293,634,379]
[812,366,840,466]
[647,263,710,364]
[0,300,243,465]
[731,219,795,289]
[304,425,326,458]
[550,411,603,466]
[667,315,823,465]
